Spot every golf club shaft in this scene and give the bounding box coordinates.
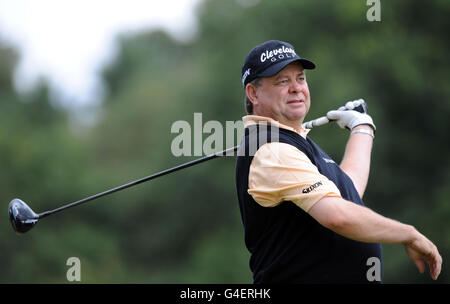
[38,145,238,219]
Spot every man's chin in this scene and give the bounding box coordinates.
[286,110,308,123]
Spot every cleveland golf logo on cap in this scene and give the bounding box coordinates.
[241,40,315,87]
[260,45,297,63]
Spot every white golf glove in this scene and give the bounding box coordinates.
[327,99,376,131]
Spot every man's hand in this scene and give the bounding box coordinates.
[327,100,376,131]
[403,231,442,280]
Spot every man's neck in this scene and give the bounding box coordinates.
[278,119,304,133]
[245,114,308,137]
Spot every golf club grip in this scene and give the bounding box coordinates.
[302,116,329,129]
[302,100,367,129]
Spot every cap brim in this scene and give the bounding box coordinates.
[258,58,316,78]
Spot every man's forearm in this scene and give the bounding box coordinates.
[331,199,414,244]
[340,125,374,198]
[309,197,415,244]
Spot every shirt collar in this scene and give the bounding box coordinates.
[242,115,310,138]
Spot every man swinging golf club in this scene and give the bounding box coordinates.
[235,40,442,283]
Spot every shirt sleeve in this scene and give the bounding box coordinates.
[248,142,342,212]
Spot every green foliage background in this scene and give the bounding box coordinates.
[1,0,449,283]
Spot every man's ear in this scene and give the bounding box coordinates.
[245,83,258,106]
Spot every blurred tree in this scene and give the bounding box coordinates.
[1,0,449,283]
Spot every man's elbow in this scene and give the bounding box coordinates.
[309,198,350,231]
[321,211,349,232]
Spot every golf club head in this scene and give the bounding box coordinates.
[8,198,39,234]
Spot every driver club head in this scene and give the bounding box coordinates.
[8,198,39,234]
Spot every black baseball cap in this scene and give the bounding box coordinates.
[241,40,315,87]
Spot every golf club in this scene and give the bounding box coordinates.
[8,145,237,234]
[8,100,368,234]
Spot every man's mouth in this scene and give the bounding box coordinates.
[287,99,304,104]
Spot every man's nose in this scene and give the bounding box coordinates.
[289,80,302,93]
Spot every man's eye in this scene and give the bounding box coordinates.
[298,77,305,81]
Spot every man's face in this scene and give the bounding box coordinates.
[248,62,311,127]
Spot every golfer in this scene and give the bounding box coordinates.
[235,40,442,283]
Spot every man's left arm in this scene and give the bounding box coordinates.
[340,125,374,198]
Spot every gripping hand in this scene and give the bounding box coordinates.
[327,99,376,131]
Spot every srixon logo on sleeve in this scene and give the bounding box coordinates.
[302,181,323,194]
